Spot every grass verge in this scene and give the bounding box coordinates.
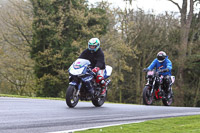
[0,94,120,104]
[75,115,200,133]
[0,94,65,101]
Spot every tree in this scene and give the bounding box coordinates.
[167,0,199,83]
[167,0,200,106]
[30,0,108,97]
[0,0,35,95]
[183,11,200,107]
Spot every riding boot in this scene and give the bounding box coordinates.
[100,80,106,97]
[167,85,172,92]
[167,86,172,99]
[158,87,165,99]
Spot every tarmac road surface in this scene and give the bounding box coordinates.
[1,97,200,133]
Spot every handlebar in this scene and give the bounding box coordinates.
[143,68,169,73]
[157,68,169,73]
[87,67,96,76]
[143,68,149,72]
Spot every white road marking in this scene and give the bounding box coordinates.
[48,112,200,133]
[48,120,145,133]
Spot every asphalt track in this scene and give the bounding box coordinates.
[1,97,200,133]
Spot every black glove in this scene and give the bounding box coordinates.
[143,68,149,72]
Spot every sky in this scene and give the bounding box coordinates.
[88,0,189,14]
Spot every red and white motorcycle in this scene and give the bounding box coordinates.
[143,69,175,106]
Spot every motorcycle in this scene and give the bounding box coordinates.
[66,58,112,108]
[143,69,175,106]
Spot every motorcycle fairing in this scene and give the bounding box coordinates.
[81,75,94,82]
[69,81,77,86]
[69,59,91,75]
[171,76,175,84]
[104,65,112,79]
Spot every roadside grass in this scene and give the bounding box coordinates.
[0,94,65,101]
[0,94,120,104]
[75,115,200,133]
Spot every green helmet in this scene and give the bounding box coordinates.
[88,38,100,52]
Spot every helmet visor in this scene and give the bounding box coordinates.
[89,45,97,50]
[157,56,165,62]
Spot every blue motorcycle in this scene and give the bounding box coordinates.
[66,58,112,108]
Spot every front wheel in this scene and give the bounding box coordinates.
[92,92,107,107]
[143,86,153,105]
[66,85,79,108]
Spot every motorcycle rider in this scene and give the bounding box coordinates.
[78,38,106,97]
[143,51,172,98]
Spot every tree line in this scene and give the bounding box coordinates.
[0,0,199,107]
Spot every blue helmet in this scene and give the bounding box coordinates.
[88,38,100,52]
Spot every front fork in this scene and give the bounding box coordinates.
[148,79,155,97]
[69,81,82,97]
[147,77,163,99]
[149,79,161,98]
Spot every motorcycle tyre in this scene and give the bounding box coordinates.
[162,92,173,106]
[143,86,153,105]
[92,92,107,107]
[66,85,79,108]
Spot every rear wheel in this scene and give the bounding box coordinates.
[143,86,153,105]
[66,85,79,108]
[162,91,173,106]
[92,92,107,107]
